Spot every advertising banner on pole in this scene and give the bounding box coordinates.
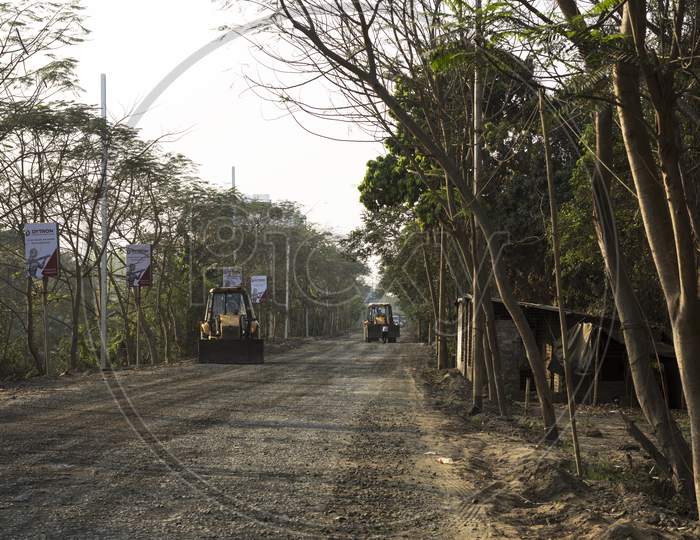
[126,244,152,287]
[250,275,268,303]
[223,267,242,287]
[24,223,59,279]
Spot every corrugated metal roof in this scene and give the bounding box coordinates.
[456,294,617,324]
[457,294,674,357]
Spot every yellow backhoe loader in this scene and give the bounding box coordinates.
[363,303,400,343]
[198,286,264,363]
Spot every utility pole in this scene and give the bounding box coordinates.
[99,74,109,371]
[539,88,583,476]
[284,236,290,339]
[231,166,236,190]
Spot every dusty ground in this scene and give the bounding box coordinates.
[422,368,700,539]
[1,337,475,538]
[1,337,698,538]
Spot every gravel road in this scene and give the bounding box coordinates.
[0,337,475,538]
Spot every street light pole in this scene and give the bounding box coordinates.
[100,74,109,370]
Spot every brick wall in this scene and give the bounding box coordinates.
[495,319,526,399]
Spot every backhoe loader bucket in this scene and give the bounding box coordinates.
[198,339,264,364]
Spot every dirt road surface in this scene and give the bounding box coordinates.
[0,338,479,538]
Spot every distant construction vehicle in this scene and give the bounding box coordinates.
[363,303,400,343]
[198,286,264,363]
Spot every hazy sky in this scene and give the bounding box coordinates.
[72,1,383,234]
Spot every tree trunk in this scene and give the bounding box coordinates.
[652,101,700,510]
[421,233,439,327]
[25,278,42,374]
[474,209,558,440]
[547,0,696,500]
[168,301,179,350]
[614,4,700,507]
[590,104,694,499]
[137,295,159,365]
[471,235,486,410]
[69,264,82,369]
[451,224,500,394]
[471,8,487,410]
[155,253,169,363]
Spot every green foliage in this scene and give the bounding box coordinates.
[356,35,580,324]
[559,121,666,322]
[359,153,423,212]
[0,1,86,97]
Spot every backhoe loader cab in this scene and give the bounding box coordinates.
[363,303,400,343]
[198,286,264,363]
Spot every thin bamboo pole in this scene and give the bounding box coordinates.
[539,89,583,475]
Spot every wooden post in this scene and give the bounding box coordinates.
[136,286,141,369]
[593,349,600,405]
[126,287,131,366]
[592,325,602,405]
[539,89,583,476]
[524,377,531,417]
[658,357,670,408]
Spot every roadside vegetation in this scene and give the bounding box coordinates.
[0,2,366,379]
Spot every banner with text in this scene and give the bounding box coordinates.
[24,223,59,279]
[250,275,268,303]
[126,244,152,287]
[223,267,242,287]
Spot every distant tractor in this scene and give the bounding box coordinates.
[198,286,264,363]
[363,303,400,343]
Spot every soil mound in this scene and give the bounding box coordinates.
[597,519,670,539]
[520,460,586,502]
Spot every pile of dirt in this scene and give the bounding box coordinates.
[597,520,672,540]
[515,456,585,503]
[416,358,700,539]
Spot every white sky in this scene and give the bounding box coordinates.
[71,0,383,234]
